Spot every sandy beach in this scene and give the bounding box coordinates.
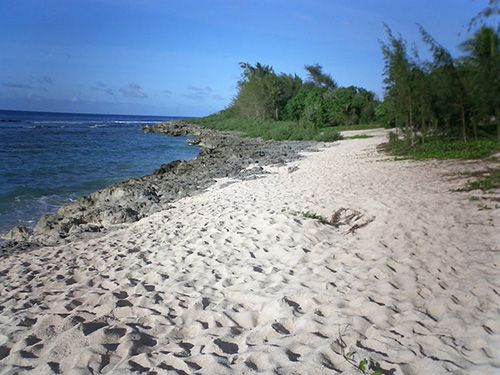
[0,128,499,374]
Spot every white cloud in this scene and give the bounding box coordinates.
[91,81,114,96]
[120,83,147,98]
[185,85,224,101]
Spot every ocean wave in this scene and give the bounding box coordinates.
[33,120,85,124]
[112,120,163,124]
[31,120,165,125]
[22,124,67,129]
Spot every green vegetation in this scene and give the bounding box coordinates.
[337,329,385,375]
[386,135,500,159]
[192,116,343,141]
[192,2,499,155]
[381,6,499,158]
[344,353,383,375]
[191,61,383,141]
[229,62,380,126]
[460,170,500,191]
[301,211,329,223]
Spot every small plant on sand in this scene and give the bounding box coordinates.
[302,211,329,223]
[344,352,384,375]
[301,208,375,234]
[337,329,385,375]
[460,170,500,192]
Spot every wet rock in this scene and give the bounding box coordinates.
[1,225,31,242]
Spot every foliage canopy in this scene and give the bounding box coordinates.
[230,62,380,128]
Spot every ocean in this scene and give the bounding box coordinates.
[0,110,199,235]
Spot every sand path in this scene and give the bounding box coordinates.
[0,129,499,374]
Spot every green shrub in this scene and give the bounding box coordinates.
[386,135,500,160]
[460,171,500,191]
[191,116,344,142]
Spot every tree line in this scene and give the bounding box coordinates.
[226,62,380,128]
[381,24,499,143]
[211,0,499,146]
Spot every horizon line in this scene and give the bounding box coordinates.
[0,108,198,119]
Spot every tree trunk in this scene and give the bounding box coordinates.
[421,118,426,144]
[496,107,500,140]
[460,99,467,142]
[408,98,414,146]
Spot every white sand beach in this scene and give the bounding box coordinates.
[0,129,499,374]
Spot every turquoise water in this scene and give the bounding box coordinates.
[0,110,199,234]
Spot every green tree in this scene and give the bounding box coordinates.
[229,61,377,127]
[419,25,470,141]
[233,62,303,120]
[283,87,311,122]
[381,26,418,143]
[302,87,328,127]
[461,26,500,138]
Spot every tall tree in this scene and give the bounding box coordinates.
[381,26,417,143]
[461,26,500,138]
[233,62,302,120]
[419,25,470,141]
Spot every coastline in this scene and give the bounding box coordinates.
[1,122,316,255]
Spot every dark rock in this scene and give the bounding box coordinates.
[154,160,183,175]
[1,225,32,242]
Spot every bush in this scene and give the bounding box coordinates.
[314,128,343,142]
[461,171,500,191]
[386,135,500,160]
[192,115,343,142]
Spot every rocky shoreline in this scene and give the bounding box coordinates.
[1,122,316,255]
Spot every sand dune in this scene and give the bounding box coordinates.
[0,129,499,374]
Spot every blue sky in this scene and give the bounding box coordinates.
[0,0,491,116]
